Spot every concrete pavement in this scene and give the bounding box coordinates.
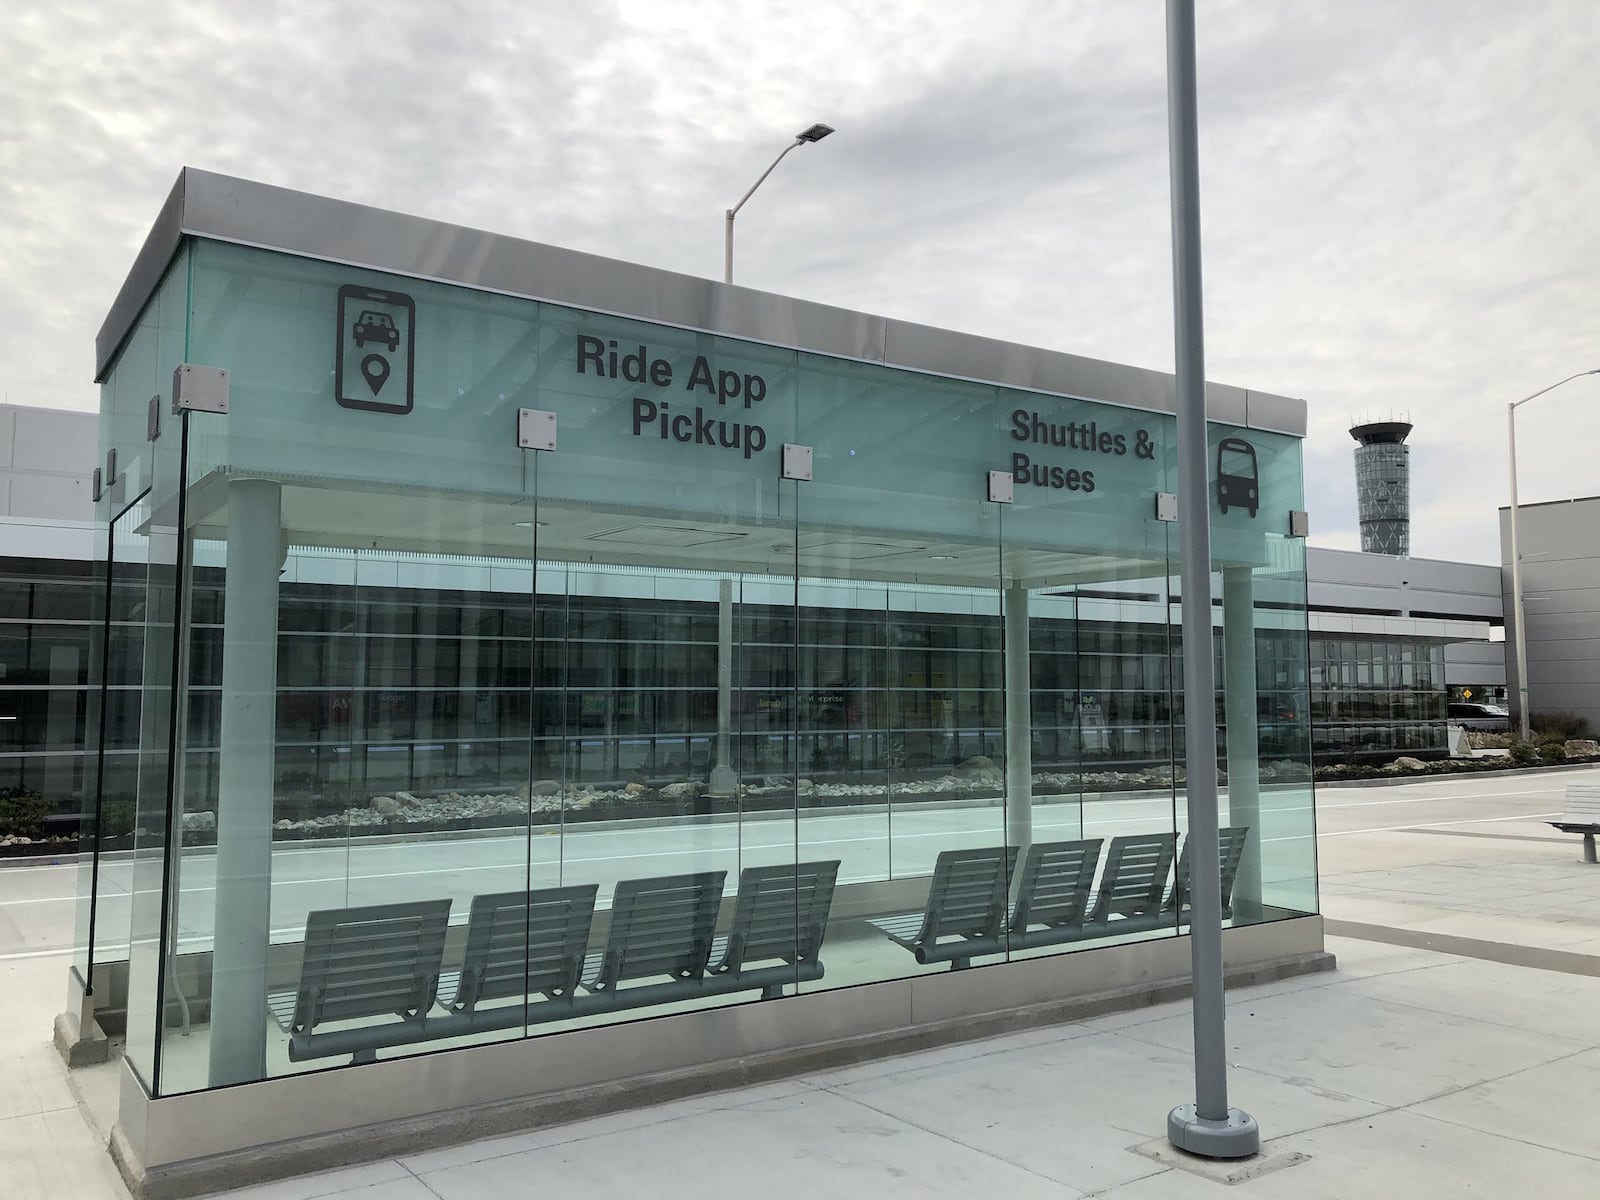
[2,765,1597,1198]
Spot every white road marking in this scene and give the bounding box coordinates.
[1321,812,1561,837]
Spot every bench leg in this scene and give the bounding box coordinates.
[351,1048,377,1065]
[760,983,784,1000]
[950,957,970,971]
[1585,834,1597,865]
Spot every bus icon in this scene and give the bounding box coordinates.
[1216,437,1258,517]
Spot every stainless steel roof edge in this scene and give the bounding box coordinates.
[94,169,190,381]
[95,168,1307,436]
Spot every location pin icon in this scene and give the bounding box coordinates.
[361,353,391,395]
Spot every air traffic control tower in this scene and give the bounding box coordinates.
[1351,420,1413,556]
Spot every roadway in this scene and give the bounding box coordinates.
[0,766,1589,965]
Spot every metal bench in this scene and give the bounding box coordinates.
[1549,782,1600,863]
[707,860,841,996]
[867,846,1016,969]
[277,863,844,1062]
[871,833,1181,968]
[1170,826,1251,921]
[268,899,452,1064]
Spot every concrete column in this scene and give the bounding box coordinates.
[208,478,282,1087]
[1221,565,1262,920]
[1004,584,1032,853]
[707,578,737,798]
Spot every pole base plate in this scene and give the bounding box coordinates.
[706,764,739,799]
[1167,1104,1260,1159]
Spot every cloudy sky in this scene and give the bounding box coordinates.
[4,1,1598,563]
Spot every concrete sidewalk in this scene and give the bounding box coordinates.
[180,929,1600,1199]
[6,771,1600,1199]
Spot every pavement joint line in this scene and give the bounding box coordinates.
[399,1158,448,1199]
[821,1084,1086,1192]
[1411,1105,1600,1166]
[1322,811,1561,837]
[1403,828,1574,844]
[1323,919,1600,978]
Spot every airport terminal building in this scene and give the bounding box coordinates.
[20,169,1504,1194]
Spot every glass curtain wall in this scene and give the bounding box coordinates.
[86,236,1317,1097]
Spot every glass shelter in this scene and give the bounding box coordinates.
[69,170,1323,1195]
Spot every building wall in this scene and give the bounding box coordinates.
[0,405,101,810]
[1500,496,1600,730]
[0,403,98,521]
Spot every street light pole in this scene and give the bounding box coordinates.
[1507,368,1600,742]
[1163,0,1259,1159]
[724,123,834,284]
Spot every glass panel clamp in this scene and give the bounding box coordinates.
[782,444,813,481]
[987,470,1014,504]
[1155,492,1178,522]
[172,364,229,415]
[1288,509,1310,537]
[517,409,557,451]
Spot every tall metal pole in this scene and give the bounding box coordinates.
[1505,369,1599,742]
[1164,0,1259,1158]
[1507,402,1529,743]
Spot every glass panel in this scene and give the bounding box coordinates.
[1212,425,1316,923]
[795,354,1007,987]
[1002,390,1180,960]
[532,303,802,1023]
[102,248,190,1094]
[76,499,151,988]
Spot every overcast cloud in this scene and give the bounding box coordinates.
[3,1,1598,563]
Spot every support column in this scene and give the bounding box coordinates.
[707,578,738,798]
[208,478,282,1087]
[1004,584,1032,853]
[1222,566,1262,921]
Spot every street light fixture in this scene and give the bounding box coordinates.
[724,123,835,284]
[1507,368,1600,742]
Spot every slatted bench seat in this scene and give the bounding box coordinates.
[269,899,452,1064]
[1006,838,1103,949]
[438,884,599,1015]
[1079,832,1179,935]
[1169,826,1251,921]
[580,870,728,1000]
[706,860,841,997]
[1548,782,1600,863]
[867,846,1016,969]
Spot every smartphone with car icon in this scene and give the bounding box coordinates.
[336,284,415,414]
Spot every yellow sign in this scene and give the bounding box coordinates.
[1462,688,1473,699]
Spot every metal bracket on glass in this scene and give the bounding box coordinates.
[517,408,557,451]
[172,364,229,415]
[147,395,161,441]
[1155,492,1179,522]
[1288,509,1310,538]
[105,448,118,485]
[781,444,813,482]
[987,470,1014,504]
[91,467,103,503]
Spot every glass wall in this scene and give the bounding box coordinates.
[1309,635,1448,756]
[85,235,1316,1097]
